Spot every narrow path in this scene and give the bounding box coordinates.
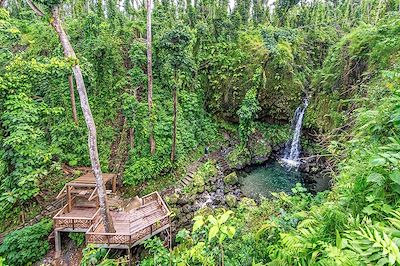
[176,147,234,192]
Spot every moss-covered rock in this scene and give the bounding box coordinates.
[239,197,257,209]
[250,138,272,164]
[167,193,179,205]
[193,173,205,193]
[196,206,213,217]
[225,194,237,208]
[224,172,238,185]
[227,146,251,169]
[197,160,218,181]
[170,207,181,218]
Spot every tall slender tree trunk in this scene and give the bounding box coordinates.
[50,6,115,233]
[171,85,177,162]
[68,75,79,125]
[147,0,156,155]
[26,0,115,233]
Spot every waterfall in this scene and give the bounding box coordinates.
[282,98,308,169]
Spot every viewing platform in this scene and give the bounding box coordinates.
[53,172,171,259]
[86,192,170,248]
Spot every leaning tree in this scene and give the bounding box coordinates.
[26,0,115,233]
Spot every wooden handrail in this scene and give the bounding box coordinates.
[56,184,67,199]
[88,187,98,201]
[155,191,170,214]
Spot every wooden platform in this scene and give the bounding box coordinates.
[66,173,116,188]
[54,205,100,230]
[85,192,170,248]
[53,188,170,254]
[56,172,117,212]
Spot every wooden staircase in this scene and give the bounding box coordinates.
[177,162,199,190]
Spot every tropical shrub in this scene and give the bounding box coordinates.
[0,219,53,266]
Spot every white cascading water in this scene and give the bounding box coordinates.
[281,98,308,169]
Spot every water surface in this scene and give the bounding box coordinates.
[239,162,300,199]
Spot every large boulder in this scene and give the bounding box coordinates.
[227,146,251,169]
[166,193,179,205]
[224,172,239,185]
[239,197,257,209]
[225,194,237,208]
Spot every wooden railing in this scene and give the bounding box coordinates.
[86,192,170,246]
[53,204,100,230]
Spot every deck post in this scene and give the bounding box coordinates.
[169,225,172,249]
[67,185,72,212]
[112,175,117,192]
[54,230,61,258]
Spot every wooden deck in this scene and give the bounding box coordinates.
[53,172,170,256]
[53,187,170,252]
[54,204,100,230]
[86,192,170,248]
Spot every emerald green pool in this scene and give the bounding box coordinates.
[239,162,300,199]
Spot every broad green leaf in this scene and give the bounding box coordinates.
[371,157,386,166]
[208,215,218,225]
[192,219,204,233]
[362,205,376,215]
[366,195,376,202]
[193,215,204,221]
[227,226,236,238]
[208,225,219,241]
[390,171,400,185]
[219,233,226,244]
[219,212,231,224]
[367,172,385,186]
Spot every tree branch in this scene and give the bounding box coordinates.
[25,0,45,17]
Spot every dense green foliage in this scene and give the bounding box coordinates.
[0,219,52,265]
[145,14,400,266]
[1,0,400,264]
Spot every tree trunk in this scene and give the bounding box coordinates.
[147,0,156,155]
[171,86,177,162]
[68,75,79,125]
[49,6,115,233]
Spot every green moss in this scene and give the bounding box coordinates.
[250,138,272,160]
[224,172,239,185]
[191,160,218,194]
[227,146,251,168]
[225,194,238,208]
[193,173,205,193]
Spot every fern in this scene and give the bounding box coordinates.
[345,224,400,265]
